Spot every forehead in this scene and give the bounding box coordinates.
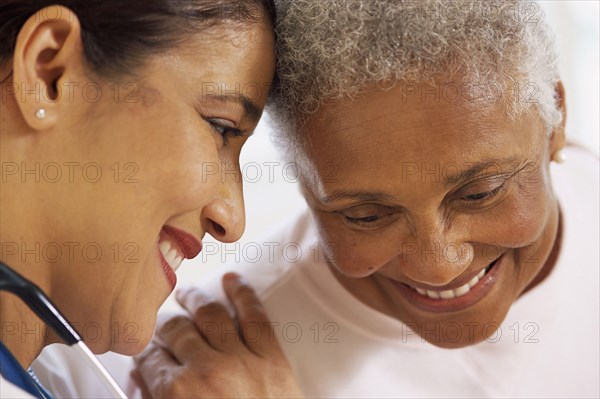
[301,82,545,171]
[151,22,275,105]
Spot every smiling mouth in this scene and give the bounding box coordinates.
[404,258,500,300]
[157,225,203,290]
[158,238,185,273]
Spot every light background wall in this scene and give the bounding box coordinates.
[161,0,599,312]
[541,0,599,154]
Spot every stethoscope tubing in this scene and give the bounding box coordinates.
[0,261,127,398]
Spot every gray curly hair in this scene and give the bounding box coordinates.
[267,0,562,151]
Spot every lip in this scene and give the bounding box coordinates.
[158,248,177,290]
[157,225,202,291]
[161,225,202,259]
[391,252,506,313]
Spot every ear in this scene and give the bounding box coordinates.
[549,80,567,158]
[12,6,83,130]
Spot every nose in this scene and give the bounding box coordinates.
[400,213,473,286]
[201,165,246,243]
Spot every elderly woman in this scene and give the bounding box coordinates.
[33,0,598,398]
[0,0,304,398]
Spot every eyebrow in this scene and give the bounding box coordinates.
[317,157,524,204]
[443,157,523,188]
[203,94,262,123]
[318,189,396,204]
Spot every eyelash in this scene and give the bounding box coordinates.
[207,118,246,145]
[345,214,381,225]
[344,184,506,226]
[462,184,505,202]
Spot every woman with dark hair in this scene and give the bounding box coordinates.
[123,0,595,397]
[22,0,598,398]
[0,1,301,397]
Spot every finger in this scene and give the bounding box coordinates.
[222,273,281,357]
[130,369,152,399]
[155,313,215,364]
[176,286,244,352]
[133,343,179,397]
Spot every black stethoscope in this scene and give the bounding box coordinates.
[0,261,127,398]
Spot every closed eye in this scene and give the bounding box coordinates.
[346,215,380,224]
[207,118,246,145]
[341,204,399,229]
[462,184,504,201]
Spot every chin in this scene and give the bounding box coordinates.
[84,335,150,356]
[84,316,155,356]
[419,334,489,349]
[109,331,153,356]
[412,315,506,349]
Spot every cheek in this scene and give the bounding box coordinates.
[313,214,399,278]
[110,94,219,198]
[152,131,222,209]
[481,178,554,249]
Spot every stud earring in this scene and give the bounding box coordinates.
[552,149,566,164]
[35,108,47,119]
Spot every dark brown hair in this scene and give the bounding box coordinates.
[0,0,275,77]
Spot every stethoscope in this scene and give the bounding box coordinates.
[0,261,127,398]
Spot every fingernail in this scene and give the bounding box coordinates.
[223,272,239,280]
[223,272,248,285]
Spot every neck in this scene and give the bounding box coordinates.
[0,287,51,368]
[1,156,54,368]
[0,245,53,370]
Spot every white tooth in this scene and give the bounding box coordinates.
[477,268,486,279]
[172,256,184,272]
[158,241,171,257]
[439,289,455,299]
[467,275,480,288]
[453,284,470,297]
[165,249,178,268]
[416,287,427,296]
[426,290,440,299]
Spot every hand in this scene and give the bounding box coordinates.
[132,272,304,398]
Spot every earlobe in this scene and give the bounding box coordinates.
[11,6,82,130]
[549,81,567,163]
